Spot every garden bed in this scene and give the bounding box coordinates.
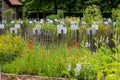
[1,73,69,80]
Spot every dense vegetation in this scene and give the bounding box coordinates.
[19,0,120,18]
[0,1,120,80]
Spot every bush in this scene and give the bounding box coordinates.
[5,9,14,23]
[46,10,64,20]
[0,35,27,64]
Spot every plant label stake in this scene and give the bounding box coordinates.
[76,30,80,43]
[61,30,64,43]
[0,24,4,35]
[71,22,78,30]
[90,30,93,53]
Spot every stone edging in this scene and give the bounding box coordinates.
[1,73,70,80]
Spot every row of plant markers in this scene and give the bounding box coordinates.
[0,17,117,35]
[1,17,117,25]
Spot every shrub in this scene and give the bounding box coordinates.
[0,35,27,64]
[5,9,14,23]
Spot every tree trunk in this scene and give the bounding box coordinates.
[54,0,57,14]
[37,7,39,18]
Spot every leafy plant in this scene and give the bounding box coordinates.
[83,5,103,25]
[5,9,14,23]
[0,35,27,64]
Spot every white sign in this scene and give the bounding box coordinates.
[104,21,109,25]
[57,24,67,34]
[15,24,21,29]
[71,22,78,30]
[2,20,7,24]
[108,18,112,23]
[40,19,45,23]
[86,27,96,35]
[82,21,86,25]
[32,24,41,34]
[32,28,37,34]
[0,24,4,29]
[48,20,53,24]
[10,28,18,34]
[29,21,33,24]
[54,19,58,22]
[11,21,14,24]
[92,24,98,30]
[57,24,63,34]
[33,20,36,23]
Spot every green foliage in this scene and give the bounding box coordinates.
[5,9,14,23]
[2,42,120,79]
[83,5,103,25]
[57,10,64,19]
[46,10,64,20]
[113,8,120,28]
[106,74,119,80]
[0,35,27,64]
[46,14,58,20]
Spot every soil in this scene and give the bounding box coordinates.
[1,73,70,80]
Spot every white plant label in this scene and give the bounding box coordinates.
[48,20,53,24]
[2,20,7,24]
[15,24,21,29]
[10,28,18,34]
[29,21,33,24]
[32,28,37,34]
[108,18,112,23]
[86,27,96,35]
[0,24,4,29]
[104,21,109,25]
[33,20,36,23]
[71,22,78,30]
[54,19,58,22]
[92,24,98,30]
[82,21,86,25]
[57,24,67,34]
[63,27,67,34]
[35,24,41,34]
[57,24,63,34]
[40,19,44,23]
[113,22,116,26]
[11,21,14,24]
[33,25,41,34]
